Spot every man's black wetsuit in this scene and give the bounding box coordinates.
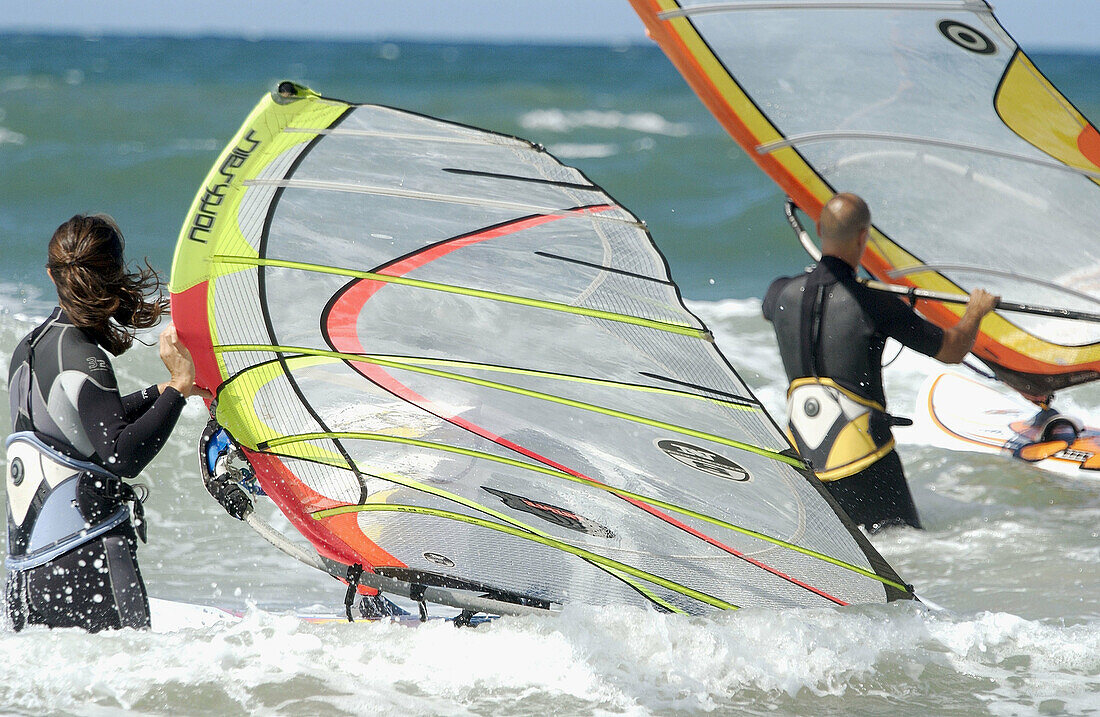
[6,308,185,631]
[762,256,944,530]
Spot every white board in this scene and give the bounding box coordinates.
[910,371,1100,480]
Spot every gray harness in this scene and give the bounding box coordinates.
[5,320,142,571]
[5,432,131,571]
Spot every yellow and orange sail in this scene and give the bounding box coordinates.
[631,0,1100,397]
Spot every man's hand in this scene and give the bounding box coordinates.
[935,288,1001,364]
[965,289,999,319]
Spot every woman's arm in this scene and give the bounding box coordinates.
[76,324,209,478]
[77,371,186,479]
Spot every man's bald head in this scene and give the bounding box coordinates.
[818,193,871,264]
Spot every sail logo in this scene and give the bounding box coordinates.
[423,552,455,567]
[482,486,614,538]
[938,20,996,55]
[657,440,750,482]
[187,130,261,243]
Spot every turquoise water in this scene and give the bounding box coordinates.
[0,34,825,306]
[3,35,1097,303]
[1,34,1099,716]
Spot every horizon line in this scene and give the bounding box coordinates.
[2,28,1099,53]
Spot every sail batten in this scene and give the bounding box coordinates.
[211,256,709,338]
[756,131,1100,181]
[283,126,532,147]
[241,178,638,224]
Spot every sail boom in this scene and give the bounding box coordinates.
[887,264,1100,310]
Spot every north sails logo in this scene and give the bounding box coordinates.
[187,130,261,243]
[482,486,614,538]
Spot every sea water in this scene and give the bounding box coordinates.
[0,35,1098,716]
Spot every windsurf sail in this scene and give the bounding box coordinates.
[630,0,1100,399]
[170,82,913,615]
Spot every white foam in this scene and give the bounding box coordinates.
[686,296,764,320]
[546,142,618,159]
[4,602,1096,715]
[0,126,26,146]
[1,297,1098,715]
[520,108,690,136]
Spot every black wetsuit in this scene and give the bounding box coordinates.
[762,256,944,531]
[6,308,185,631]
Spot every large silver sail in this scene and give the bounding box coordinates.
[171,83,914,614]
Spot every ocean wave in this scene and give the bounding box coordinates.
[686,296,764,319]
[169,138,223,153]
[2,603,1096,716]
[0,283,51,319]
[545,142,618,159]
[0,127,26,146]
[0,75,55,93]
[520,108,690,136]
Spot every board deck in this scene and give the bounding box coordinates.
[911,371,1100,479]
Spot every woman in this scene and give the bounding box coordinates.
[6,214,210,632]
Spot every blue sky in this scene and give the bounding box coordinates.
[2,1,1098,50]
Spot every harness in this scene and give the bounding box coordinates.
[783,268,903,481]
[5,320,146,572]
[5,432,139,571]
[785,378,896,481]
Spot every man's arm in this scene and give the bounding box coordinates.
[761,276,788,322]
[934,289,999,364]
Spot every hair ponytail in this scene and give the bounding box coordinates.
[47,214,168,355]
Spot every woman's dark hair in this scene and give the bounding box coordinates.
[46,214,168,355]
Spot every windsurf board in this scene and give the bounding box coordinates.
[911,371,1100,479]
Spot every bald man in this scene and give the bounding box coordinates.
[762,193,998,531]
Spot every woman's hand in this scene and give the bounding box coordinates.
[159,323,213,399]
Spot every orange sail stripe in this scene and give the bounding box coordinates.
[1080,125,1100,169]
[244,448,406,571]
[627,0,825,218]
[629,2,1100,395]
